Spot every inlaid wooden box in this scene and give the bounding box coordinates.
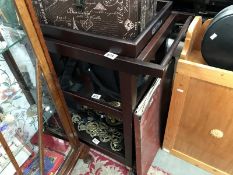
[33,0,172,57]
[32,0,159,40]
[163,16,233,175]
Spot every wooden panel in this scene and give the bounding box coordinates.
[134,80,162,175]
[180,16,212,62]
[177,59,233,89]
[173,78,233,174]
[163,74,190,150]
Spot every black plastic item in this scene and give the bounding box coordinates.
[171,0,231,16]
[88,65,149,100]
[60,59,78,90]
[201,5,233,71]
[59,57,149,100]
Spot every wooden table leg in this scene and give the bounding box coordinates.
[79,144,93,164]
[119,72,137,167]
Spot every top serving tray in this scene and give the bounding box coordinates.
[40,1,172,58]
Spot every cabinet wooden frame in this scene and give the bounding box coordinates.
[0,132,23,175]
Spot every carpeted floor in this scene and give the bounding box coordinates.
[71,149,170,175]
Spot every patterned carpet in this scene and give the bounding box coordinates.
[72,149,170,175]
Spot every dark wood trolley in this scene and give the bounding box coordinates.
[41,9,193,174]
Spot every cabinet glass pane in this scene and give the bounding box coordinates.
[0,0,24,55]
[0,48,37,175]
[0,0,20,28]
[0,1,72,174]
[0,26,26,55]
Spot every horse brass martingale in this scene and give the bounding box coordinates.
[71,104,124,152]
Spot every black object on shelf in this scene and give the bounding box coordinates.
[57,56,152,103]
[71,108,124,153]
[202,5,233,71]
[44,109,126,163]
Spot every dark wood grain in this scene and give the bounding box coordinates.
[43,13,192,169]
[137,13,177,62]
[134,80,162,175]
[44,14,192,77]
[45,39,164,77]
[119,72,137,167]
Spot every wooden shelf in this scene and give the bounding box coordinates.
[44,111,126,164]
[62,75,154,117]
[72,109,125,159]
[44,128,126,164]
[77,131,125,164]
[64,91,123,119]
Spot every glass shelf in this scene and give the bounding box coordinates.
[0,0,21,28]
[0,25,26,55]
[0,0,75,174]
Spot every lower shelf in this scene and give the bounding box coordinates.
[44,111,126,165]
[78,136,126,164]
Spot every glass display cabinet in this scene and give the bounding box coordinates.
[0,0,88,174]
